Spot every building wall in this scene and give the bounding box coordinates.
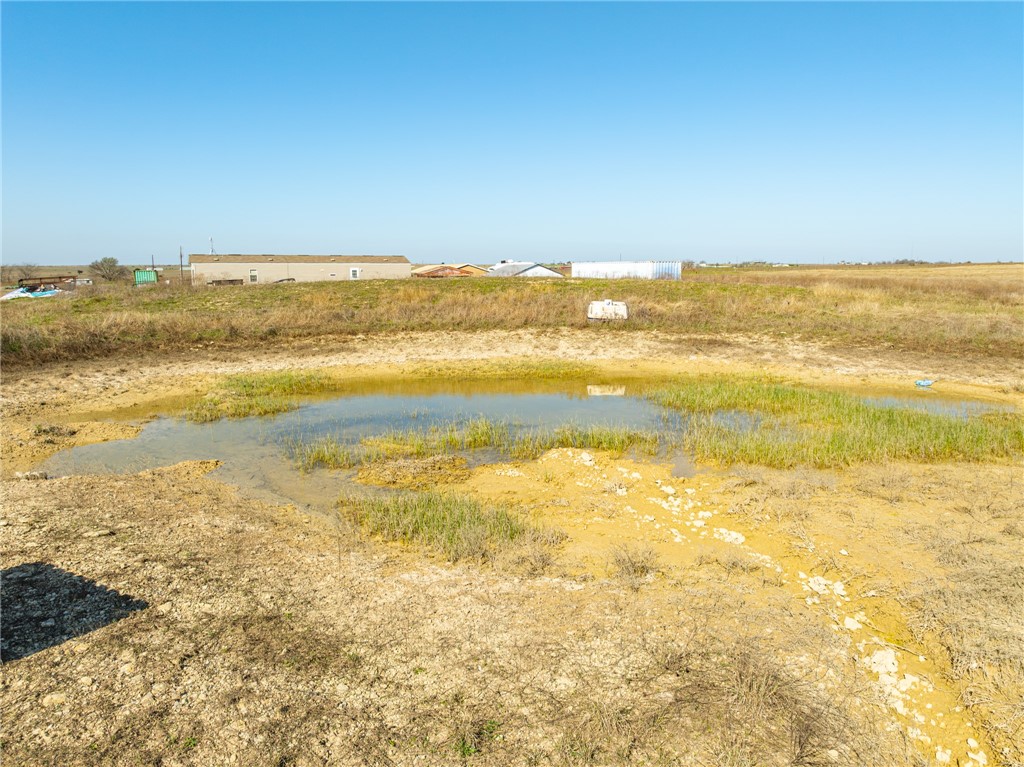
[571,261,682,280]
[193,261,411,284]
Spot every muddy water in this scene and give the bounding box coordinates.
[41,385,683,511]
[41,380,1012,513]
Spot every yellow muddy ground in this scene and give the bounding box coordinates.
[456,448,1017,767]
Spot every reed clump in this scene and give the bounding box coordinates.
[648,377,1024,467]
[341,491,553,563]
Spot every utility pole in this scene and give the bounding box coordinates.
[179,246,185,286]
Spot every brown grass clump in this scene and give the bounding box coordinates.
[610,543,660,590]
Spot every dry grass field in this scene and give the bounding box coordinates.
[2,264,1022,766]
[2,263,1021,367]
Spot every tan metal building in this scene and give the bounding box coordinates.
[189,254,411,284]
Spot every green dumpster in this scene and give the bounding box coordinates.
[133,269,158,286]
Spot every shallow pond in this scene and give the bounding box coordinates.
[43,383,687,510]
[40,380,1014,512]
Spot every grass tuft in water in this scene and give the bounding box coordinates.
[285,435,359,471]
[341,491,535,562]
[186,371,338,422]
[648,377,1024,467]
[285,417,667,472]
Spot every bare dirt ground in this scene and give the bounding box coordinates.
[2,330,1022,766]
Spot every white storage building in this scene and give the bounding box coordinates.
[571,261,682,280]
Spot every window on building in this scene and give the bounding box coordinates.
[249,269,258,284]
[350,268,360,280]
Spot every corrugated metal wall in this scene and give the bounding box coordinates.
[571,261,682,280]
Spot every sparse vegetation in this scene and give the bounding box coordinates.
[610,543,659,590]
[897,480,1024,765]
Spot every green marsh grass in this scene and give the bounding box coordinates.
[286,417,667,472]
[342,491,533,562]
[186,371,337,422]
[222,371,338,398]
[648,377,1024,467]
[285,435,360,470]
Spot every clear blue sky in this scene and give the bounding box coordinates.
[3,2,1022,265]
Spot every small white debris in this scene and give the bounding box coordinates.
[839,548,849,556]
[843,616,862,631]
[864,647,898,675]
[897,673,920,692]
[967,738,979,749]
[15,471,49,481]
[967,749,988,766]
[806,576,832,595]
[713,528,745,545]
[935,747,951,764]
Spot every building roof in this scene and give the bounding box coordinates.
[412,263,486,275]
[189,254,409,265]
[487,262,563,278]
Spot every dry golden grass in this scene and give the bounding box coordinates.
[2,263,1021,366]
